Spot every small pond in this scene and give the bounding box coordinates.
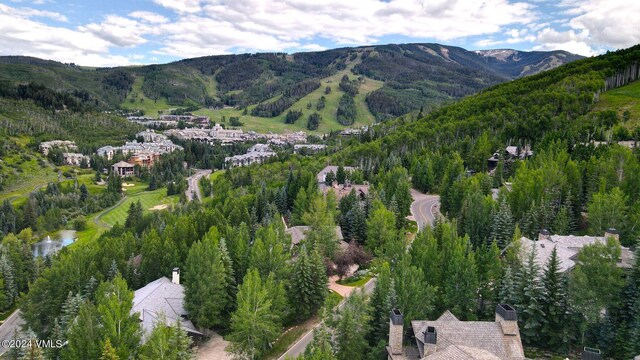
[32,230,77,257]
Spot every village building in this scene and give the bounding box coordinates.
[112,161,135,177]
[97,138,182,161]
[39,140,77,155]
[516,229,635,273]
[387,305,525,360]
[224,143,277,168]
[128,153,160,168]
[62,153,91,167]
[132,268,202,342]
[137,129,168,143]
[294,144,326,154]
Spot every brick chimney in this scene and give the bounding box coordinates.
[496,304,519,336]
[538,229,551,242]
[582,347,601,360]
[604,228,619,242]
[172,267,180,285]
[423,326,437,356]
[388,309,403,355]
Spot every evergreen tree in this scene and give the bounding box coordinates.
[229,269,281,360]
[491,198,514,248]
[290,246,327,319]
[184,227,233,329]
[540,247,574,351]
[515,246,545,345]
[124,201,143,231]
[95,275,141,360]
[336,166,347,185]
[140,229,163,283]
[367,262,397,345]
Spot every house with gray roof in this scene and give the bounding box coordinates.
[387,305,525,360]
[285,225,346,248]
[131,268,202,342]
[516,229,635,273]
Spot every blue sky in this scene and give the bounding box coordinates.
[0,0,638,66]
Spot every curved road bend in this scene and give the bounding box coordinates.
[186,169,212,202]
[278,189,440,359]
[409,189,440,231]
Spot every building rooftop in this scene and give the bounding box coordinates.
[317,165,356,183]
[132,277,201,340]
[518,232,635,272]
[285,225,344,246]
[410,308,525,360]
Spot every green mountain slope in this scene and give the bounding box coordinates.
[343,44,640,170]
[0,44,583,133]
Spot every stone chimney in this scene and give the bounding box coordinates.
[582,347,601,360]
[388,309,403,355]
[538,229,551,242]
[496,304,519,336]
[172,267,180,285]
[423,326,438,356]
[604,228,620,242]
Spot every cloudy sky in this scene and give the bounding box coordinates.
[0,0,638,66]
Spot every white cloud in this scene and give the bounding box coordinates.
[0,4,135,66]
[566,0,640,49]
[80,15,155,47]
[0,3,67,21]
[129,11,169,24]
[147,0,535,56]
[532,27,597,56]
[154,0,201,13]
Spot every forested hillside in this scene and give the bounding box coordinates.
[0,44,581,132]
[3,44,640,360]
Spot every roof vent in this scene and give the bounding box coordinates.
[424,326,437,344]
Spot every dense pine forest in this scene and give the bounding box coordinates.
[0,44,639,360]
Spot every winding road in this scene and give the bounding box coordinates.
[410,189,441,230]
[186,169,212,202]
[277,189,440,359]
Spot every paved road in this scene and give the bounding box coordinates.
[278,278,376,360]
[409,189,441,230]
[0,310,25,355]
[186,170,212,202]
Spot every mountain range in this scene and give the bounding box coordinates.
[0,43,583,132]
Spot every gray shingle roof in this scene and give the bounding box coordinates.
[411,310,525,360]
[285,226,344,246]
[132,277,201,340]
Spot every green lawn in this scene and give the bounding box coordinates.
[594,80,640,128]
[337,275,372,287]
[0,151,58,205]
[99,188,178,227]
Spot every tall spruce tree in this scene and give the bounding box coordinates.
[290,246,327,319]
[515,246,545,345]
[184,227,234,329]
[491,198,514,248]
[540,247,574,351]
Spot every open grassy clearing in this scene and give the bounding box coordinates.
[121,76,173,117]
[99,188,178,227]
[593,80,640,128]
